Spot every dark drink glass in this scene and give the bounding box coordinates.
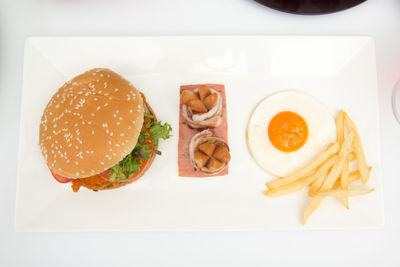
[254,0,367,15]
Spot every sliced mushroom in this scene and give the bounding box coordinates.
[198,85,211,100]
[198,142,216,157]
[203,93,218,110]
[187,99,207,113]
[194,151,209,169]
[181,90,199,104]
[212,145,231,163]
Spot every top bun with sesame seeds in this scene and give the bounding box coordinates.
[39,68,145,179]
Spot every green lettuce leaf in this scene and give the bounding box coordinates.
[108,119,172,182]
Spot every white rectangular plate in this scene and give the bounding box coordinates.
[15,36,383,231]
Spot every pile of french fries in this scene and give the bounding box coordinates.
[263,110,374,224]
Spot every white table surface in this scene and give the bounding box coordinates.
[1,0,399,266]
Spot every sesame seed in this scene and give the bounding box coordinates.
[91,113,95,117]
[116,122,120,125]
[119,117,123,121]
[92,130,95,135]
[120,133,124,136]
[102,123,108,128]
[108,140,112,145]
[76,172,80,176]
[114,88,119,92]
[96,106,100,111]
[75,162,79,165]
[100,161,104,165]
[110,132,113,136]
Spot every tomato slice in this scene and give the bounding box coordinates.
[99,169,110,180]
[49,169,74,183]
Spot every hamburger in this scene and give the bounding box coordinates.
[39,68,172,192]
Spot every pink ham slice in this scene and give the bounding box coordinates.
[178,84,229,177]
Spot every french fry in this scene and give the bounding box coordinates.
[264,175,316,197]
[340,158,350,209]
[344,112,369,184]
[315,188,374,198]
[348,152,356,162]
[309,155,338,196]
[303,132,355,223]
[266,142,339,189]
[320,131,354,191]
[333,166,373,188]
[336,110,344,144]
[302,196,324,224]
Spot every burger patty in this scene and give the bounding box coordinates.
[71,175,122,192]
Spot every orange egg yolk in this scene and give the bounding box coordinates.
[268,111,308,152]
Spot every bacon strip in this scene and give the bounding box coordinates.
[189,129,229,175]
[182,88,223,128]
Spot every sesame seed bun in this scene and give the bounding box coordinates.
[39,68,145,179]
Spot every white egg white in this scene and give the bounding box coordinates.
[247,91,336,177]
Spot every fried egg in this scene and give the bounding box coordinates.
[247,91,336,177]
